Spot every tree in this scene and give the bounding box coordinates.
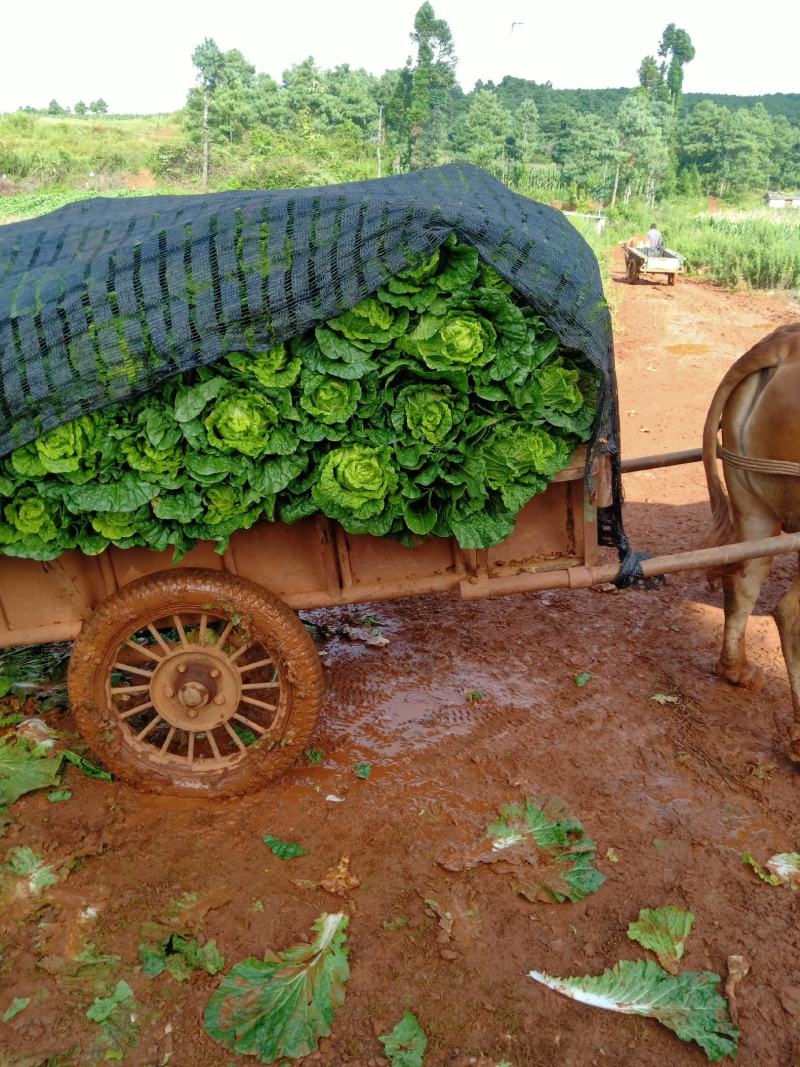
[325,64,379,131]
[616,93,671,205]
[384,60,413,155]
[187,46,264,151]
[210,50,257,143]
[679,100,773,195]
[723,104,773,191]
[542,103,578,159]
[559,114,620,195]
[514,99,539,163]
[637,56,661,92]
[252,72,290,130]
[657,24,695,109]
[190,38,226,189]
[407,3,457,168]
[679,100,730,191]
[89,98,108,115]
[74,100,87,116]
[47,99,67,115]
[461,90,511,172]
[770,114,800,187]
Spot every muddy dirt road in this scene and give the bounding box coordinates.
[2,260,799,1066]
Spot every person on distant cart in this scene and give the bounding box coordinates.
[647,223,665,255]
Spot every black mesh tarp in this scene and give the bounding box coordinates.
[0,163,627,553]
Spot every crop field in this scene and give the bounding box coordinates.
[668,213,800,290]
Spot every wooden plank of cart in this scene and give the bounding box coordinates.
[1,444,798,797]
[623,244,683,286]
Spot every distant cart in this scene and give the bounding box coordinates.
[623,244,683,286]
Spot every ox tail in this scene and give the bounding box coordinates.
[702,341,784,550]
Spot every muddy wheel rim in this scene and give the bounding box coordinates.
[106,609,288,773]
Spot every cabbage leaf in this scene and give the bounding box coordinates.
[529,959,739,1062]
[204,912,349,1063]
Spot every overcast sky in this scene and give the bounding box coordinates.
[4,0,798,114]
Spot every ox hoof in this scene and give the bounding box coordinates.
[714,660,766,690]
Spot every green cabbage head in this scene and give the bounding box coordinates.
[121,436,182,478]
[328,297,409,347]
[392,384,459,445]
[535,364,584,414]
[204,390,278,457]
[10,414,100,478]
[227,344,302,389]
[91,511,139,540]
[312,445,398,519]
[34,415,100,474]
[4,495,59,542]
[481,424,572,485]
[300,374,360,425]
[406,312,497,371]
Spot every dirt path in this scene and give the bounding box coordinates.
[2,265,799,1067]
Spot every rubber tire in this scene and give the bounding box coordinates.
[668,273,676,286]
[67,568,324,798]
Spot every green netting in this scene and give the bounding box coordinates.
[0,164,627,553]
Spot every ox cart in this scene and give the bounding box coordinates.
[2,171,796,800]
[623,243,684,286]
[2,445,800,798]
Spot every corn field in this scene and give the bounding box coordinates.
[673,214,800,290]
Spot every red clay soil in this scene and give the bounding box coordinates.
[2,256,799,1067]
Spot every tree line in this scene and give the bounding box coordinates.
[21,99,110,116]
[17,5,797,202]
[179,7,799,202]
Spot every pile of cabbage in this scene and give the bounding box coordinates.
[0,237,598,561]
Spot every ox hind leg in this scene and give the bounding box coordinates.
[715,504,779,689]
[774,560,800,761]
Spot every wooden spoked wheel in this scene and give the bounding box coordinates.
[67,569,324,797]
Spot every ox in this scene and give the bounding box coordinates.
[703,322,800,756]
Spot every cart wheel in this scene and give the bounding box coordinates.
[67,569,324,798]
[668,273,676,286]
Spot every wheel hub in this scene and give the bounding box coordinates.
[149,648,241,732]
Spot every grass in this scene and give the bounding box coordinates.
[0,112,180,185]
[598,197,800,292]
[1,113,797,294]
[0,187,180,223]
[669,214,800,290]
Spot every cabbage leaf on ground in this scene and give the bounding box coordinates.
[379,1010,427,1067]
[529,959,739,1062]
[204,912,349,1063]
[0,727,110,816]
[743,850,800,888]
[438,796,604,903]
[627,906,695,974]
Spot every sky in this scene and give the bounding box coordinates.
[3,0,799,114]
